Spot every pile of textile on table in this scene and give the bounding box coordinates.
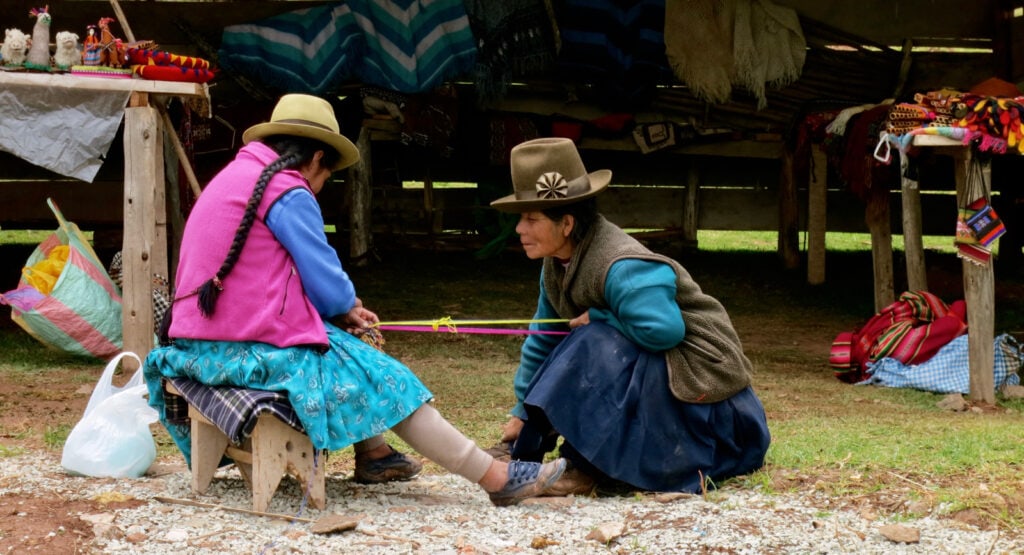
[881,79,1024,155]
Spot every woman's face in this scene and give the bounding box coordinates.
[515,211,574,260]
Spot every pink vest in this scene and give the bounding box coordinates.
[169,142,328,348]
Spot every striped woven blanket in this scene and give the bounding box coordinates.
[218,0,476,94]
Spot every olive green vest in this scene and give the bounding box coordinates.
[542,216,752,403]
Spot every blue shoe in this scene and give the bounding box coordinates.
[489,458,567,507]
[354,446,423,484]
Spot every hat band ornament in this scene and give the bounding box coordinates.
[536,172,569,198]
[534,172,590,200]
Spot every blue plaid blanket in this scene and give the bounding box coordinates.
[166,378,303,445]
[861,333,1022,393]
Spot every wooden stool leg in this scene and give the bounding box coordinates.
[251,415,326,511]
[189,408,230,494]
[249,415,289,513]
[290,443,326,511]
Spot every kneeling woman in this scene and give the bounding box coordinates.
[491,138,771,495]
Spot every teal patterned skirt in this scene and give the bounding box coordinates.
[144,322,433,464]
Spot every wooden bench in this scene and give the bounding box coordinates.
[164,381,326,513]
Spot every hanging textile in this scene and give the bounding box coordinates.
[664,0,805,109]
[555,0,672,110]
[353,0,477,93]
[219,3,362,95]
[464,0,559,103]
[219,0,477,95]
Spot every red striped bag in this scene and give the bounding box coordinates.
[7,199,123,359]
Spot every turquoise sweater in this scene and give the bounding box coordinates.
[511,259,683,418]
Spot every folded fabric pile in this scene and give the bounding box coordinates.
[830,290,968,384]
[126,47,215,83]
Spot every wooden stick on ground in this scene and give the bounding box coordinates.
[153,496,316,523]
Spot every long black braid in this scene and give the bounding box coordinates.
[194,135,336,318]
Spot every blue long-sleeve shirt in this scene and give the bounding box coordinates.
[265,188,357,319]
[511,258,684,418]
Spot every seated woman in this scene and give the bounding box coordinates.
[490,137,771,495]
[144,94,564,506]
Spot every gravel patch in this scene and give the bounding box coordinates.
[1,452,1020,554]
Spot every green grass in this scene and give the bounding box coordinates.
[0,229,54,245]
[697,230,958,254]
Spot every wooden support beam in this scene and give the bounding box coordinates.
[865,168,895,312]
[348,126,373,266]
[122,105,166,363]
[683,161,699,246]
[953,149,996,404]
[807,146,827,284]
[900,154,928,292]
[778,148,800,269]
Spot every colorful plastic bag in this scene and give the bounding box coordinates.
[61,352,159,478]
[3,198,123,358]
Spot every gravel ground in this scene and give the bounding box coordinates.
[2,452,1022,554]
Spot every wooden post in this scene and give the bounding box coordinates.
[954,149,996,404]
[778,148,800,269]
[865,177,894,312]
[122,104,166,362]
[807,146,827,284]
[900,153,928,292]
[348,126,372,266]
[423,171,443,235]
[682,160,699,247]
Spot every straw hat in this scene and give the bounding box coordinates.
[490,138,611,212]
[242,94,359,171]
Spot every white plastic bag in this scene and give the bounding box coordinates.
[61,352,159,478]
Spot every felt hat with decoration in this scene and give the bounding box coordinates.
[491,137,612,212]
[242,94,359,171]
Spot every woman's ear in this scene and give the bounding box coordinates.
[562,215,575,238]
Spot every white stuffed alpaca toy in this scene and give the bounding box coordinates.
[1,28,29,66]
[53,30,80,69]
[25,5,52,71]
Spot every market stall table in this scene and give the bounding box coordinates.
[0,70,210,364]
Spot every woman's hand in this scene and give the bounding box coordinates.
[568,310,590,329]
[341,298,379,332]
[500,416,524,442]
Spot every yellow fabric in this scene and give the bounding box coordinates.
[22,245,69,295]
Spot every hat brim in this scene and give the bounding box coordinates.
[242,122,360,172]
[490,169,612,212]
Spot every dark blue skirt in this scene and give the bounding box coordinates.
[514,322,770,493]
